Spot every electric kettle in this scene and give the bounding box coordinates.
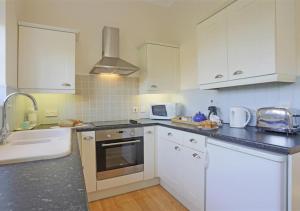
[230,107,251,128]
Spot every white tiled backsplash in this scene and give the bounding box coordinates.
[75,75,140,122]
[20,75,140,125]
[178,77,300,126]
[11,75,300,128]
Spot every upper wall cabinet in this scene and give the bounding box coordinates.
[18,22,77,93]
[196,0,296,89]
[197,9,228,84]
[139,43,179,94]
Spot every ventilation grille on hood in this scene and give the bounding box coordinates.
[90,26,139,75]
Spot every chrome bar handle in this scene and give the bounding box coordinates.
[214,74,223,79]
[62,83,71,87]
[83,136,94,141]
[233,70,243,75]
[174,146,181,151]
[190,138,197,144]
[102,140,140,147]
[192,153,201,159]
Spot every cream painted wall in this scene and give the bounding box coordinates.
[0,0,22,89]
[296,0,300,75]
[0,0,6,88]
[12,0,300,125]
[1,0,22,129]
[5,0,22,88]
[166,0,234,90]
[20,0,176,75]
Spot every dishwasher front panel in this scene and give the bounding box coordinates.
[206,138,287,211]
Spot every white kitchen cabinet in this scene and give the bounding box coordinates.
[80,131,97,193]
[139,43,179,94]
[206,138,287,211]
[143,126,155,180]
[18,22,77,93]
[157,127,205,210]
[182,147,205,211]
[197,0,296,89]
[158,127,183,145]
[197,8,228,84]
[158,137,184,201]
[227,0,275,80]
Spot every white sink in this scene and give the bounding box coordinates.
[0,128,72,165]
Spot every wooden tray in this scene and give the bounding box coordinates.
[172,116,219,130]
[197,125,219,130]
[171,116,203,126]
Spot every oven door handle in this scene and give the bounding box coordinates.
[102,140,141,147]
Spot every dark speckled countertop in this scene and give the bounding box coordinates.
[77,119,300,155]
[0,128,88,211]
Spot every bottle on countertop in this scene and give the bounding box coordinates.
[208,105,222,126]
[27,108,38,127]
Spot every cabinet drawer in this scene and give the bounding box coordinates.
[158,127,183,145]
[182,132,206,152]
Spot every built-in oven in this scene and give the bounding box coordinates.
[95,128,144,180]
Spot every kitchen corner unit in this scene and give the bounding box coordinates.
[77,119,300,210]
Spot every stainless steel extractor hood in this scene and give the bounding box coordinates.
[90,26,139,75]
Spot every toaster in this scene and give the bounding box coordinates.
[256,107,300,134]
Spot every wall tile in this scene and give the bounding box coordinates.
[179,78,300,126]
[18,75,140,125]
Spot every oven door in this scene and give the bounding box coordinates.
[96,137,144,180]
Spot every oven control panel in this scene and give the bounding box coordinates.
[95,128,144,141]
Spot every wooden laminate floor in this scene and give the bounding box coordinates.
[89,185,188,211]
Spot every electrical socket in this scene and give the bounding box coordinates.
[140,106,147,113]
[132,106,139,113]
[45,109,58,117]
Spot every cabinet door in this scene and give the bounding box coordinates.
[80,132,97,193]
[157,138,183,201]
[206,139,286,211]
[227,0,275,80]
[197,9,228,84]
[144,126,155,180]
[182,147,205,211]
[146,44,179,92]
[18,26,75,91]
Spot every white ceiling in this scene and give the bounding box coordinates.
[143,0,177,7]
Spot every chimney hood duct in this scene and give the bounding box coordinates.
[90,26,139,75]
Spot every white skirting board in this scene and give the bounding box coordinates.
[88,177,160,202]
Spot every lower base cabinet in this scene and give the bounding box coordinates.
[158,136,205,211]
[182,147,205,211]
[80,131,97,193]
[158,138,184,201]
